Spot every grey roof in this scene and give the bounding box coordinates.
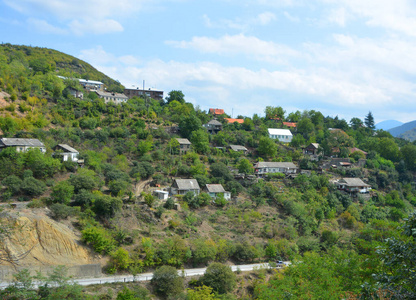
[95,91,128,99]
[56,144,79,153]
[176,138,191,145]
[307,143,319,149]
[230,145,248,151]
[205,184,226,193]
[174,179,200,190]
[206,119,222,126]
[338,178,370,187]
[255,162,297,169]
[0,138,44,148]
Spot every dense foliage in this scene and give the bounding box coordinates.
[1,44,416,299]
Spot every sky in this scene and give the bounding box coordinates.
[1,0,416,124]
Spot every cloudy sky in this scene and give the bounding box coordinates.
[1,0,416,123]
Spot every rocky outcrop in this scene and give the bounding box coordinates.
[0,209,97,268]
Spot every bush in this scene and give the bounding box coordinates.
[200,262,236,294]
[151,265,184,297]
[81,226,116,254]
[49,203,79,220]
[21,177,46,197]
[51,181,74,204]
[2,175,22,195]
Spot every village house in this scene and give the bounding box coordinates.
[78,79,104,91]
[0,138,46,153]
[53,144,79,162]
[224,118,244,124]
[283,122,297,128]
[336,178,371,194]
[67,87,83,99]
[170,179,200,195]
[176,138,191,154]
[229,145,248,155]
[209,108,225,116]
[303,143,320,155]
[95,91,128,104]
[254,162,298,176]
[349,147,368,158]
[124,87,164,101]
[268,128,293,143]
[204,119,223,134]
[204,184,231,200]
[58,76,104,92]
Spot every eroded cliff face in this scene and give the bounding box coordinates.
[0,209,97,267]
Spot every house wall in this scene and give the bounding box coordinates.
[269,134,292,143]
[12,146,46,153]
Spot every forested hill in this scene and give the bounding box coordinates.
[0,43,124,93]
[1,43,416,299]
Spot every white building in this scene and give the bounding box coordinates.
[254,162,298,176]
[268,128,293,143]
[0,138,46,153]
[53,144,79,162]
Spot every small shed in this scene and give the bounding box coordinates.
[153,190,169,200]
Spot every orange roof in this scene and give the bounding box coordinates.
[283,122,297,128]
[209,108,225,115]
[225,118,244,124]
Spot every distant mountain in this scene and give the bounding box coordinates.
[388,120,416,138]
[376,120,403,131]
[399,128,416,142]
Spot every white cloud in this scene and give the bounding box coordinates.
[4,0,141,20]
[323,0,416,36]
[167,34,299,64]
[255,12,277,25]
[27,18,67,34]
[3,0,142,35]
[327,7,347,27]
[283,11,300,22]
[202,12,277,30]
[69,19,123,35]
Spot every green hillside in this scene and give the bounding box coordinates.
[1,44,416,299]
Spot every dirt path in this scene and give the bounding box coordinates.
[134,179,153,196]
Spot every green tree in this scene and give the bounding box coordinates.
[190,129,210,154]
[265,106,285,120]
[258,137,277,158]
[165,90,185,104]
[151,265,184,297]
[365,111,375,130]
[179,114,202,139]
[238,158,253,174]
[374,212,416,298]
[51,181,74,204]
[200,262,236,294]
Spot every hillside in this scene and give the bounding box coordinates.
[388,120,416,138]
[375,119,403,131]
[0,43,124,93]
[1,44,416,299]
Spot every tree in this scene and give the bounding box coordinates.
[187,286,219,300]
[165,90,185,104]
[179,115,202,139]
[350,117,363,130]
[373,212,416,298]
[364,111,375,130]
[151,265,184,297]
[265,106,285,120]
[190,129,210,154]
[258,137,277,158]
[200,262,236,294]
[238,158,253,174]
[51,181,74,204]
[210,162,233,182]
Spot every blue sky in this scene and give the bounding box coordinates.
[1,0,416,123]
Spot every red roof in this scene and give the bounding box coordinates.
[283,122,297,128]
[209,108,225,115]
[225,118,244,124]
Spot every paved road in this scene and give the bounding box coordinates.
[0,262,290,289]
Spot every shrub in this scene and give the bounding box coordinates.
[200,262,236,294]
[51,181,74,204]
[81,226,116,254]
[151,265,184,297]
[20,177,46,197]
[49,203,79,220]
